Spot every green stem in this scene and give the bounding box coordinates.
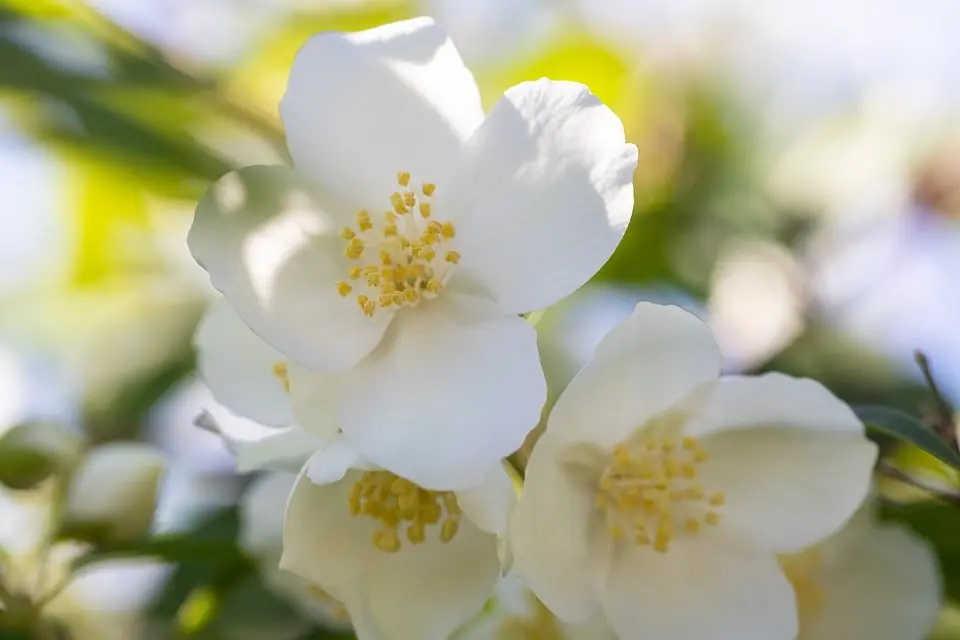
[878,460,960,505]
[914,351,958,446]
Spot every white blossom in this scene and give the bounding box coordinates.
[780,501,941,640]
[188,17,637,490]
[509,302,878,640]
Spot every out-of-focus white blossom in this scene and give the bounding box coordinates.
[780,502,941,640]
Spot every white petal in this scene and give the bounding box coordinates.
[455,463,516,536]
[287,365,342,440]
[365,519,501,640]
[338,294,545,490]
[546,303,721,450]
[195,298,293,426]
[509,441,609,622]
[196,410,321,473]
[684,373,867,438]
[188,165,392,372]
[280,469,375,589]
[696,424,877,553]
[447,79,637,314]
[238,471,297,558]
[602,537,797,640]
[795,513,941,640]
[281,17,483,207]
[305,435,363,486]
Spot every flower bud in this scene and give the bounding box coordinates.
[0,421,84,490]
[62,442,166,543]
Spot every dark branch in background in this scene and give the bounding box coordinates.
[915,350,958,447]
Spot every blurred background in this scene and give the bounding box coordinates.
[0,0,958,638]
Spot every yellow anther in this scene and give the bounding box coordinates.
[595,434,724,553]
[336,174,460,317]
[344,239,365,259]
[349,470,462,553]
[709,493,726,507]
[272,361,290,393]
[440,518,459,543]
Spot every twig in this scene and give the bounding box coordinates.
[914,351,957,446]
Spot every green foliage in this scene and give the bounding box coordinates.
[859,406,960,472]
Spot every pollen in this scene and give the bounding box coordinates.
[272,361,290,393]
[595,435,725,554]
[348,470,462,553]
[335,172,458,317]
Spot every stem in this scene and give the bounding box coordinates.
[914,351,957,446]
[877,459,960,505]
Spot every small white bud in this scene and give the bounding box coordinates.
[63,442,166,543]
[0,421,84,490]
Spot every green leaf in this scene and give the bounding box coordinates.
[856,405,960,471]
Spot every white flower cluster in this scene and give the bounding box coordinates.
[188,17,941,640]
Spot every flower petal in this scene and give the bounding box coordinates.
[195,298,293,426]
[365,518,501,640]
[305,435,363,486]
[686,375,878,552]
[696,426,877,553]
[447,79,637,314]
[281,17,483,207]
[546,303,721,450]
[238,471,296,558]
[338,294,545,490]
[455,463,516,537]
[795,511,941,640]
[287,365,342,439]
[188,165,392,372]
[602,536,797,640]
[684,373,867,438]
[280,469,375,589]
[509,441,609,622]
[195,410,321,473]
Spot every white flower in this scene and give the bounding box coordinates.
[453,574,615,640]
[0,482,167,640]
[509,303,878,640]
[188,16,637,490]
[280,461,515,640]
[239,471,353,632]
[63,442,166,543]
[779,501,941,640]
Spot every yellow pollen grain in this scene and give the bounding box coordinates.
[335,172,460,317]
[595,434,724,554]
[349,470,462,553]
[271,361,290,393]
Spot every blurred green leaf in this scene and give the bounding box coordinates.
[858,406,960,471]
[0,421,84,490]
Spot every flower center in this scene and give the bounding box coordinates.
[779,549,826,628]
[348,470,461,553]
[272,361,290,392]
[335,172,459,317]
[595,436,725,553]
[498,597,564,640]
